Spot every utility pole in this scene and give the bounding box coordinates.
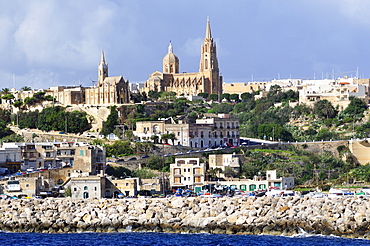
[65,115,68,133]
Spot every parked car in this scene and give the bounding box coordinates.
[164,153,172,157]
[186,150,195,153]
[127,157,137,161]
[140,155,150,159]
[174,152,183,155]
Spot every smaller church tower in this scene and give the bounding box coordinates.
[163,41,179,74]
[98,50,108,85]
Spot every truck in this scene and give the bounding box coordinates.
[0,167,9,175]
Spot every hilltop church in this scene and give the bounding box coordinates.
[11,51,131,106]
[84,51,130,105]
[141,19,223,100]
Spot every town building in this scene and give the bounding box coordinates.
[134,114,239,148]
[0,175,60,198]
[169,158,206,190]
[208,170,294,192]
[0,143,22,173]
[298,78,367,110]
[208,153,243,178]
[142,19,223,100]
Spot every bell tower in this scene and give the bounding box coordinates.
[98,50,108,85]
[199,18,222,100]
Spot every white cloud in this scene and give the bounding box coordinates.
[338,0,370,26]
[182,38,203,57]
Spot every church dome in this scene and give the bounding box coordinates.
[162,41,179,74]
[163,52,179,64]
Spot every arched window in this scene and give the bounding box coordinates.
[84,186,88,190]
[205,59,208,69]
[83,192,89,199]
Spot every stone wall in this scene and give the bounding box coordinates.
[1,196,370,238]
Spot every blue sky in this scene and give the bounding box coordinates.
[1,0,370,89]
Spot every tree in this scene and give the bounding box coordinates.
[198,93,208,99]
[221,93,230,101]
[230,94,240,102]
[148,91,161,101]
[160,91,176,102]
[150,135,159,144]
[161,133,171,144]
[343,96,367,116]
[100,106,119,136]
[2,94,14,101]
[168,133,177,145]
[13,100,23,109]
[133,168,157,179]
[209,93,219,101]
[314,100,337,119]
[241,92,254,102]
[21,86,31,91]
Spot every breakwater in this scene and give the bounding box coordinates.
[1,196,370,238]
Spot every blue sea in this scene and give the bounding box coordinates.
[0,232,369,246]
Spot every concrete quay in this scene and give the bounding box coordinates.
[0,196,370,239]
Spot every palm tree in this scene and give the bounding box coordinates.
[1,88,10,96]
[150,135,159,144]
[168,133,177,145]
[21,86,31,91]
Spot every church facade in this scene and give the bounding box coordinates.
[142,19,223,100]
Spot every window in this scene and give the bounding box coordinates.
[84,186,88,190]
[74,187,77,191]
[80,150,84,156]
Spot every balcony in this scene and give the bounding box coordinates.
[193,173,203,177]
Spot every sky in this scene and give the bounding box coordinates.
[1,0,370,90]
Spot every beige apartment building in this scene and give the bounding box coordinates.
[170,158,206,190]
[208,153,243,178]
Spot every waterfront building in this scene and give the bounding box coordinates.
[207,170,295,192]
[169,158,206,190]
[142,19,223,100]
[0,143,22,173]
[208,153,243,178]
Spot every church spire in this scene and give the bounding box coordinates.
[100,50,106,65]
[205,17,212,39]
[168,41,173,53]
[98,50,108,85]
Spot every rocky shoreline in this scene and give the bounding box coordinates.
[1,196,370,239]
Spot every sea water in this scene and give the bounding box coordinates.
[0,232,369,246]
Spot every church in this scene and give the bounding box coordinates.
[84,51,130,105]
[141,19,223,100]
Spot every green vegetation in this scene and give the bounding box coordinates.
[17,106,90,133]
[100,106,119,136]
